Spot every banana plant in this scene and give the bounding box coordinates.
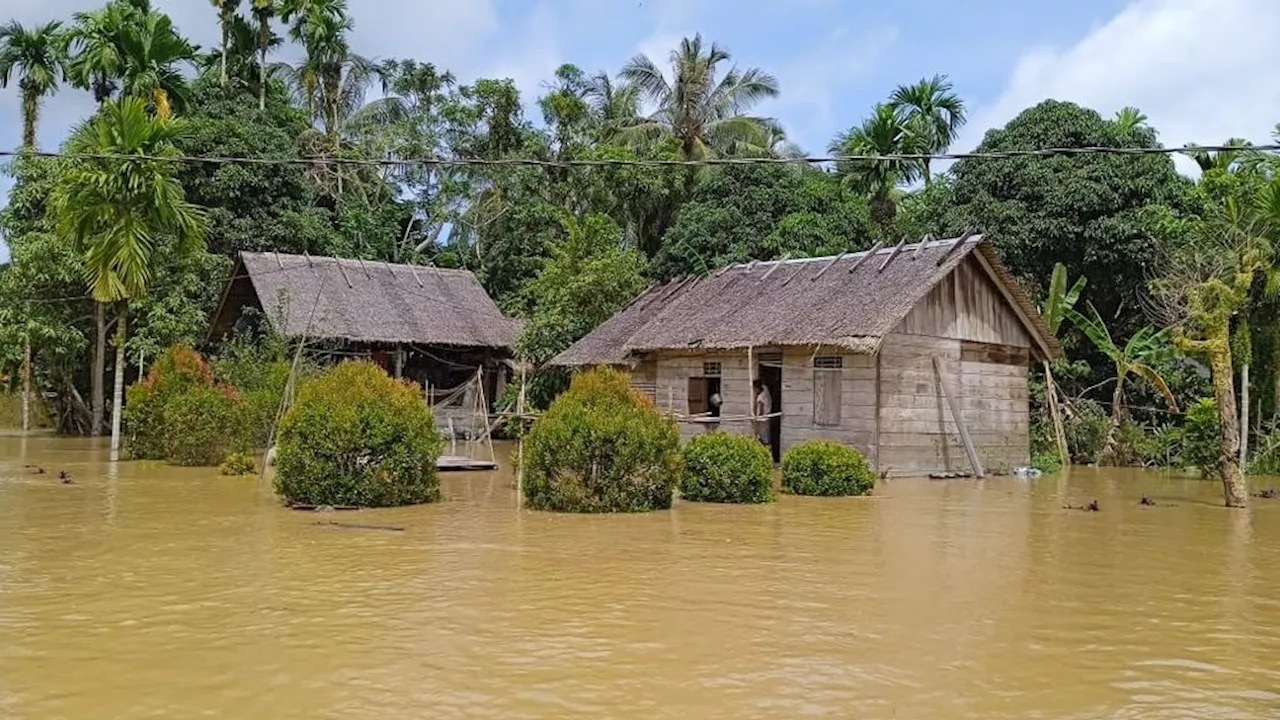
[1067,302,1178,464]
[1039,263,1085,464]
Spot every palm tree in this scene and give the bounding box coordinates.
[1040,263,1086,465]
[65,4,130,105]
[0,20,66,148]
[52,97,206,455]
[1112,106,1150,135]
[1067,303,1178,465]
[209,0,240,86]
[830,103,924,236]
[115,8,197,119]
[888,74,965,184]
[197,14,278,97]
[584,71,638,140]
[1183,138,1253,174]
[250,0,279,109]
[618,34,780,160]
[279,0,366,137]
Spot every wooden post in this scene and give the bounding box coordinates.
[516,364,527,509]
[393,345,404,379]
[1240,363,1250,467]
[932,355,985,477]
[747,346,757,440]
[476,365,495,465]
[21,335,31,434]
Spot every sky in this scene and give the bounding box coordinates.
[3,0,1279,261]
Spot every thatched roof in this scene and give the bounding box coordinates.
[212,252,521,349]
[551,234,1059,365]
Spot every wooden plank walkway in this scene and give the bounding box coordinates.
[436,455,498,472]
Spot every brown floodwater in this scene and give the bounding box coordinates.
[2,435,1279,719]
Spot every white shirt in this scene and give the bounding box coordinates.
[755,387,772,416]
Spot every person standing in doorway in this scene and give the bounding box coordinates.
[753,379,773,447]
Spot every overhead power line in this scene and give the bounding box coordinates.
[0,143,1277,169]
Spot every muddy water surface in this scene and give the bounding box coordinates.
[2,435,1279,719]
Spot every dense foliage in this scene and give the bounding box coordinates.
[523,367,681,513]
[2,0,1279,507]
[274,361,442,508]
[679,432,774,504]
[781,441,876,497]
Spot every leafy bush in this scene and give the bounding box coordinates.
[1248,420,1280,476]
[220,451,257,476]
[125,345,217,460]
[274,361,443,508]
[1064,398,1110,464]
[1032,450,1063,474]
[1180,398,1221,476]
[680,432,774,503]
[781,440,875,496]
[163,386,240,466]
[523,366,681,512]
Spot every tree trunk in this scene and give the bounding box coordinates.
[1044,361,1069,465]
[1209,346,1248,508]
[221,31,229,87]
[1099,374,1126,465]
[259,46,267,110]
[22,335,32,434]
[110,306,127,456]
[21,87,37,148]
[92,302,106,435]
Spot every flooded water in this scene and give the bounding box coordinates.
[2,435,1279,719]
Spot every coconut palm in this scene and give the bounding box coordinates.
[115,8,197,119]
[830,103,924,236]
[1183,138,1253,174]
[618,34,780,160]
[584,71,638,140]
[52,97,206,454]
[250,0,279,109]
[210,0,240,86]
[65,4,130,104]
[0,20,66,149]
[1112,106,1150,135]
[1066,303,1177,465]
[278,0,366,137]
[888,74,965,184]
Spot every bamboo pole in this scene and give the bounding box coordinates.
[516,364,527,509]
[476,366,495,464]
[21,335,31,434]
[1044,361,1070,465]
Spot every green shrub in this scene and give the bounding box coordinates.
[680,432,774,503]
[274,361,443,508]
[523,366,681,512]
[1032,450,1063,474]
[1180,398,1221,476]
[125,345,216,460]
[220,451,257,476]
[781,440,875,496]
[1065,398,1110,464]
[163,386,240,466]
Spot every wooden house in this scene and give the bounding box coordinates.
[550,234,1061,476]
[209,252,522,416]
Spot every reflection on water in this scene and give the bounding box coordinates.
[2,436,1278,719]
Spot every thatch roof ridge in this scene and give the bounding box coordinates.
[231,251,521,349]
[550,234,1060,366]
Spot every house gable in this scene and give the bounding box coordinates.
[893,255,1034,351]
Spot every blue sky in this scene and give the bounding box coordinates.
[3,0,1279,261]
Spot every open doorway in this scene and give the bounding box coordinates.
[757,360,782,462]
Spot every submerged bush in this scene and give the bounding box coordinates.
[125,345,218,460]
[220,451,257,476]
[781,440,875,496]
[274,361,442,507]
[163,385,241,466]
[523,366,681,512]
[680,432,774,503]
[1180,398,1222,476]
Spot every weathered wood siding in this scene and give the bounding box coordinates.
[878,256,1032,476]
[895,256,1031,348]
[641,348,877,459]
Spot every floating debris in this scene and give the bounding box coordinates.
[1139,494,1156,506]
[287,502,361,512]
[1064,500,1100,512]
[58,471,73,484]
[1253,488,1278,499]
[315,521,405,532]
[26,465,45,475]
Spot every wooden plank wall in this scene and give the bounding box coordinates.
[876,334,1029,476]
[641,347,878,460]
[895,257,1032,348]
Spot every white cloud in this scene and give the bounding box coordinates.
[955,0,1280,167]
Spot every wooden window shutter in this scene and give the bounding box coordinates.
[687,377,708,415]
[813,357,843,426]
